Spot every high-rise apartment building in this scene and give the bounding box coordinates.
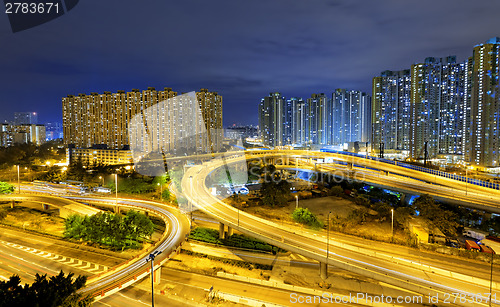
[289,97,306,145]
[0,124,45,147]
[372,70,412,151]
[259,91,371,147]
[333,89,371,145]
[14,112,38,125]
[372,37,500,167]
[410,56,468,159]
[63,87,223,156]
[305,93,329,145]
[259,92,288,147]
[196,89,224,153]
[469,37,500,167]
[45,122,64,141]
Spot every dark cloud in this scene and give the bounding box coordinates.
[1,0,500,125]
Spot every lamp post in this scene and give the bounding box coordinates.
[489,251,494,307]
[114,174,118,204]
[16,165,20,194]
[465,167,469,196]
[146,250,162,307]
[189,176,193,224]
[391,208,394,239]
[326,211,331,263]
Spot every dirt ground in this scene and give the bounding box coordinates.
[241,195,409,244]
[0,204,65,236]
[164,252,271,280]
[243,195,357,223]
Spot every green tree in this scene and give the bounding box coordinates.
[65,211,153,250]
[124,210,154,240]
[0,181,14,194]
[372,202,392,219]
[260,165,291,207]
[292,207,323,228]
[330,185,344,197]
[168,168,184,193]
[63,214,85,239]
[0,271,92,307]
[161,189,171,201]
[394,206,414,226]
[347,207,370,225]
[66,157,85,181]
[413,194,459,236]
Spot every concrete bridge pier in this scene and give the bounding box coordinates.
[219,222,225,239]
[227,226,234,237]
[114,206,120,214]
[41,204,49,211]
[320,262,328,280]
[10,201,15,209]
[153,266,162,285]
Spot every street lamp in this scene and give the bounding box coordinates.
[326,211,331,263]
[146,250,162,307]
[465,167,469,196]
[391,208,394,239]
[16,165,20,194]
[489,251,494,307]
[189,176,194,224]
[114,174,118,204]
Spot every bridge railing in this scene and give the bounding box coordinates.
[319,149,500,190]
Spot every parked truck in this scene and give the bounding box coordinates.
[479,244,495,254]
[481,238,500,254]
[465,240,480,252]
[462,227,489,241]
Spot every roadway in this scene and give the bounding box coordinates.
[183,152,500,307]
[0,227,118,283]
[0,191,191,300]
[249,150,500,212]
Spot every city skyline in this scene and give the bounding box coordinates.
[2,1,500,125]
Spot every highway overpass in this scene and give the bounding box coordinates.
[182,150,500,307]
[0,192,191,301]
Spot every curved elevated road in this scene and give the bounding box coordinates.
[183,150,500,307]
[0,193,191,300]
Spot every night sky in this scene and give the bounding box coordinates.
[1,0,500,126]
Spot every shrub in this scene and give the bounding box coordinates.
[292,208,323,228]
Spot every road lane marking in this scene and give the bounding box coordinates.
[0,240,108,275]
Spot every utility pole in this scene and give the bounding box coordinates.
[17,165,20,194]
[423,141,428,167]
[114,174,118,204]
[189,176,194,224]
[326,211,331,266]
[391,208,394,239]
[379,143,384,159]
[465,167,470,196]
[489,250,494,307]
